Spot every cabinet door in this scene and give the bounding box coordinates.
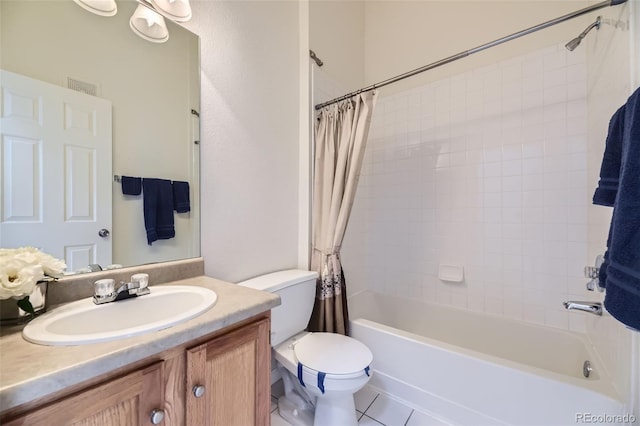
[186,318,270,426]
[4,362,164,426]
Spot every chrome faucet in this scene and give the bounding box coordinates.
[563,301,603,316]
[93,274,150,305]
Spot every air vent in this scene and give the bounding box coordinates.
[67,77,97,96]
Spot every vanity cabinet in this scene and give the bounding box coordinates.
[1,313,271,426]
[186,317,270,425]
[3,362,164,426]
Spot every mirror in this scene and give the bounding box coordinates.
[0,0,200,273]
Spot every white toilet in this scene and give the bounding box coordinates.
[239,269,373,426]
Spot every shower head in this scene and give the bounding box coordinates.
[565,16,601,51]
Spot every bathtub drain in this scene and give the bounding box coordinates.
[583,360,592,378]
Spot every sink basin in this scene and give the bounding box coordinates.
[23,286,217,346]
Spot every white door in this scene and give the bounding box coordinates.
[0,70,112,272]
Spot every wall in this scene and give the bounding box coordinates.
[309,0,366,94]
[184,1,301,283]
[364,1,603,92]
[343,43,591,329]
[0,0,199,268]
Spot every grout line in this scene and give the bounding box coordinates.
[362,392,380,416]
[404,409,415,426]
[361,414,386,426]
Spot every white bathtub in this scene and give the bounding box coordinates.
[348,290,626,425]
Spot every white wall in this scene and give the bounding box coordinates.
[184,1,301,283]
[1,0,199,268]
[309,0,366,94]
[343,43,592,329]
[364,1,603,92]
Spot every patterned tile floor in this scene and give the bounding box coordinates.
[270,384,448,426]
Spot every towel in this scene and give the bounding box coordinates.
[142,178,175,245]
[599,87,640,330]
[121,176,142,196]
[172,181,191,213]
[593,106,625,206]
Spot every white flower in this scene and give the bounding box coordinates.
[0,247,66,300]
[0,257,44,299]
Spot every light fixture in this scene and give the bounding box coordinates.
[129,4,169,43]
[73,0,191,44]
[148,0,192,23]
[73,0,117,17]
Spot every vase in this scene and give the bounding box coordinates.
[0,281,48,325]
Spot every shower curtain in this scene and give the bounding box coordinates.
[307,91,378,335]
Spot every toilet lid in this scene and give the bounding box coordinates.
[294,332,372,375]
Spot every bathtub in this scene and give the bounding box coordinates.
[348,290,626,426]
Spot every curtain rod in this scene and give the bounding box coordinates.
[315,0,627,111]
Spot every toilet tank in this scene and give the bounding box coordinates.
[238,270,318,346]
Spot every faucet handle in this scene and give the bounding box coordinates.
[131,273,149,289]
[585,254,606,292]
[584,266,599,279]
[94,279,115,296]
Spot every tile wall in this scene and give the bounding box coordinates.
[342,43,593,332]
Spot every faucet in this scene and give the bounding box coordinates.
[563,301,603,316]
[93,274,150,305]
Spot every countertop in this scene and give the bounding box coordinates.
[0,275,280,412]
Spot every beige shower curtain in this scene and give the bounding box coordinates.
[307,91,378,335]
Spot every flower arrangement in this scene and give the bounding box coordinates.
[0,247,66,315]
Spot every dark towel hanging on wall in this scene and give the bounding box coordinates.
[142,178,175,245]
[595,86,640,331]
[172,181,191,213]
[121,176,142,195]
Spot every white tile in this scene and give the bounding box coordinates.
[359,415,385,426]
[355,386,379,413]
[522,158,543,175]
[364,394,413,426]
[271,411,293,426]
[406,410,449,426]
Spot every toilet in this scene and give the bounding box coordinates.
[239,269,373,426]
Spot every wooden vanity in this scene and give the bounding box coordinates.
[0,275,279,426]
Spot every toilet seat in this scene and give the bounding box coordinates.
[293,332,372,392]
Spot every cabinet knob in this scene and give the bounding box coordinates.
[150,409,165,424]
[192,384,206,398]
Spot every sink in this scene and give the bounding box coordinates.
[22,286,217,346]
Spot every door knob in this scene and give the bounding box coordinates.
[98,228,110,238]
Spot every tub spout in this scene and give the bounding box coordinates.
[563,301,603,316]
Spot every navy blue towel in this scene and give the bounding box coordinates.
[121,176,142,196]
[142,178,175,245]
[172,181,191,213]
[593,106,625,206]
[600,87,640,331]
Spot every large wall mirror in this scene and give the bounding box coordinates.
[1,0,201,273]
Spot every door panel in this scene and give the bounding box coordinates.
[0,69,112,272]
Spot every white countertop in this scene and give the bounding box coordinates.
[0,275,280,412]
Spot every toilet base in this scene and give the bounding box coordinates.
[278,395,314,426]
[314,393,358,426]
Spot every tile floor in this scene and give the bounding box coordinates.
[270,384,448,426]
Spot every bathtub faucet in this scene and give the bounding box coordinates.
[562,301,603,316]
